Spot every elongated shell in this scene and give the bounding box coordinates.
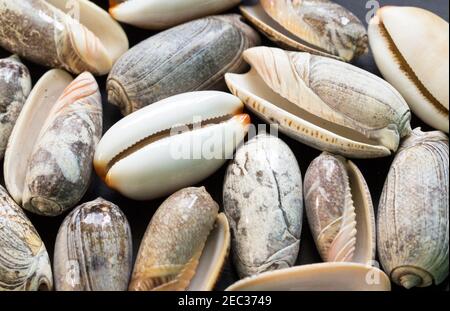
[226,262,391,291]
[129,187,220,291]
[0,0,128,75]
[378,128,449,289]
[110,0,241,30]
[0,55,31,159]
[0,185,53,291]
[225,46,412,158]
[304,152,375,264]
[4,70,103,216]
[107,14,260,115]
[54,198,132,291]
[369,6,449,133]
[223,134,303,278]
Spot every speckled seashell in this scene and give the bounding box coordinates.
[226,46,412,158]
[240,0,368,62]
[369,6,449,132]
[0,185,53,291]
[53,198,132,291]
[304,152,375,264]
[223,134,303,278]
[0,0,128,75]
[0,55,31,159]
[107,14,260,115]
[4,70,103,216]
[378,128,449,289]
[109,0,241,30]
[129,187,227,291]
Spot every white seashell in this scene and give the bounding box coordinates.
[94,91,250,201]
[110,0,241,30]
[369,6,449,133]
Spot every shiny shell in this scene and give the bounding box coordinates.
[0,0,128,75]
[240,0,368,62]
[223,133,303,278]
[94,91,250,201]
[0,55,31,159]
[304,152,375,264]
[110,0,241,30]
[4,70,103,216]
[107,14,260,115]
[378,128,449,289]
[226,262,391,291]
[0,185,53,291]
[225,46,412,158]
[369,6,449,133]
[54,198,132,291]
[129,187,225,291]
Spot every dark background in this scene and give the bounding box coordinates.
[0,0,448,291]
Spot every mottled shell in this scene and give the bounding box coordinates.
[225,47,412,158]
[107,14,260,115]
[129,187,219,291]
[223,134,303,278]
[4,70,103,216]
[0,55,31,159]
[0,0,128,75]
[0,185,53,291]
[304,152,376,264]
[110,0,241,30]
[54,198,132,291]
[378,128,449,289]
[369,6,449,133]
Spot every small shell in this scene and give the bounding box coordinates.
[223,134,303,278]
[378,128,449,289]
[369,6,449,133]
[0,0,128,75]
[225,46,412,158]
[109,0,241,30]
[240,0,368,62]
[54,198,133,291]
[107,14,260,115]
[226,262,391,291]
[304,152,376,264]
[4,70,103,216]
[0,185,53,291]
[129,187,222,291]
[0,55,31,159]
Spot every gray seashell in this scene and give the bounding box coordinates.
[378,128,449,289]
[0,55,31,159]
[107,14,260,115]
[54,198,132,291]
[0,185,53,291]
[223,134,303,278]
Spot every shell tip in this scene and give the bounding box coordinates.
[400,274,422,289]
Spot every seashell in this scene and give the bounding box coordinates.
[304,152,375,264]
[225,46,412,159]
[94,91,250,201]
[0,185,53,291]
[54,198,132,291]
[368,6,449,133]
[226,262,391,291]
[107,14,260,115]
[0,55,31,159]
[0,0,128,75]
[128,187,229,291]
[223,133,303,278]
[109,0,241,30]
[240,0,368,62]
[378,128,449,289]
[4,70,103,216]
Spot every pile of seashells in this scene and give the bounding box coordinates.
[0,0,448,291]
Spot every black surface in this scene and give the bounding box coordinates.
[0,0,448,292]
